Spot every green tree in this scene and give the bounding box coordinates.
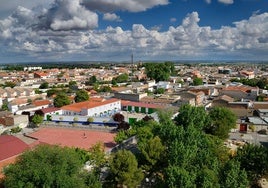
[155,88,165,94]
[75,90,89,103]
[234,144,268,183]
[54,92,71,107]
[219,160,249,188]
[144,62,172,82]
[138,136,165,171]
[39,82,49,89]
[88,142,107,168]
[1,102,9,111]
[206,107,236,139]
[4,81,16,88]
[193,77,203,86]
[174,104,210,130]
[88,75,97,84]
[3,145,99,188]
[109,150,144,188]
[114,130,128,144]
[113,73,129,83]
[31,114,43,126]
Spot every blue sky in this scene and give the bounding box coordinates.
[0,0,268,63]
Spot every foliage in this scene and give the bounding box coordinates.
[98,85,112,92]
[206,107,236,139]
[39,82,49,89]
[54,92,71,107]
[193,77,203,86]
[234,144,268,183]
[86,75,98,85]
[174,104,210,130]
[88,142,107,168]
[3,145,99,188]
[114,129,136,144]
[144,62,175,82]
[230,77,268,89]
[1,102,9,111]
[113,113,124,122]
[4,81,16,88]
[87,117,94,123]
[219,159,249,188]
[114,130,129,144]
[117,121,130,130]
[113,73,129,83]
[138,136,165,171]
[155,88,165,94]
[109,150,144,187]
[31,114,43,125]
[10,126,22,134]
[46,88,59,97]
[75,90,89,103]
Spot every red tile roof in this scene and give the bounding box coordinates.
[0,135,29,161]
[222,85,256,93]
[61,98,120,112]
[33,100,51,107]
[39,107,61,114]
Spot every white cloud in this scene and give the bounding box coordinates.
[0,1,268,62]
[103,13,122,22]
[82,0,170,13]
[218,0,234,5]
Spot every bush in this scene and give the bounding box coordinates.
[257,129,267,135]
[10,126,22,134]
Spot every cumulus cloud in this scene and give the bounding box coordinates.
[0,1,268,62]
[81,0,169,13]
[218,0,234,5]
[103,13,122,22]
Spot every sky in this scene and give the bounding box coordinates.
[0,0,268,63]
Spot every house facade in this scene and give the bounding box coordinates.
[61,98,121,117]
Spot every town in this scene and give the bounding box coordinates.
[0,62,268,188]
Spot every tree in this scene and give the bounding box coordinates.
[234,144,268,184]
[98,86,111,92]
[88,75,97,85]
[138,136,165,171]
[87,117,94,125]
[3,145,99,188]
[174,104,210,130]
[113,113,124,123]
[193,77,203,86]
[54,92,71,107]
[31,114,43,126]
[155,88,165,94]
[39,82,49,89]
[206,107,236,139]
[1,102,9,111]
[88,142,107,168]
[219,160,249,188]
[144,62,174,82]
[109,150,144,187]
[75,90,89,103]
[4,81,16,88]
[113,73,128,83]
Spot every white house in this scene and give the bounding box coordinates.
[61,98,121,117]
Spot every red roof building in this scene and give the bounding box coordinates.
[0,135,29,178]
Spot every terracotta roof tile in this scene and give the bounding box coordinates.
[0,135,29,161]
[61,98,120,112]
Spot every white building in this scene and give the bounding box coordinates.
[61,98,121,117]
